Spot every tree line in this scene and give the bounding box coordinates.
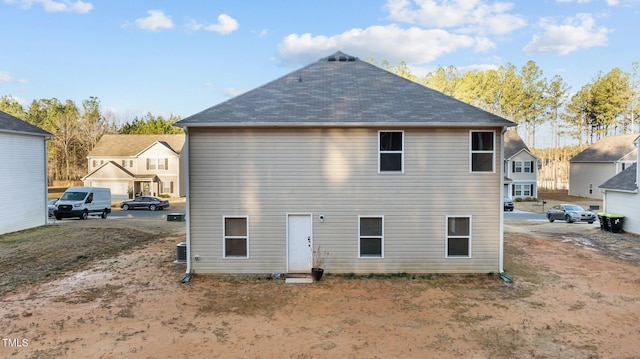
[372,59,639,190]
[0,96,182,184]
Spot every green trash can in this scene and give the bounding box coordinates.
[607,214,625,233]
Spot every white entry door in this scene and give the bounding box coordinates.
[287,214,312,273]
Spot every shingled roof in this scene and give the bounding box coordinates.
[88,134,185,157]
[176,51,515,128]
[0,111,53,137]
[504,129,536,159]
[570,134,639,163]
[599,163,638,192]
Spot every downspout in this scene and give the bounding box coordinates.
[183,128,192,276]
[499,127,507,274]
[44,135,51,224]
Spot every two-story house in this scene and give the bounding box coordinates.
[82,134,185,198]
[503,129,539,200]
[175,52,515,276]
[569,134,638,199]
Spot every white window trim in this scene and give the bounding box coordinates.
[222,215,249,259]
[514,161,522,173]
[378,130,405,174]
[445,215,472,258]
[358,215,384,258]
[523,161,532,173]
[469,130,496,173]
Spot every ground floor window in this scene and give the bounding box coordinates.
[223,216,248,258]
[514,183,533,197]
[160,181,173,194]
[359,216,383,258]
[446,216,471,258]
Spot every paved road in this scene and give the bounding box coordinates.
[504,209,547,221]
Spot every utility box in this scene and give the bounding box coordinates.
[167,213,185,222]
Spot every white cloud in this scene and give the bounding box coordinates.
[135,10,174,31]
[185,14,239,35]
[385,0,526,35]
[0,70,27,83]
[221,87,247,98]
[3,0,92,13]
[523,13,612,55]
[277,24,475,67]
[204,14,239,35]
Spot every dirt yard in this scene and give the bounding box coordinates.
[1,206,640,358]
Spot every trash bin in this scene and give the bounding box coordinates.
[607,214,625,233]
[597,213,609,231]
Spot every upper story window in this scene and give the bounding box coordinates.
[470,131,495,173]
[92,159,104,168]
[513,161,533,173]
[147,158,168,171]
[121,160,134,168]
[379,131,404,173]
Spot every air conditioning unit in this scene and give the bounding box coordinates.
[175,242,187,263]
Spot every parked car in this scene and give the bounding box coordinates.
[47,198,58,217]
[120,196,169,211]
[546,204,596,224]
[503,197,514,212]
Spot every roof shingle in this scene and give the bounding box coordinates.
[570,134,639,163]
[0,111,53,137]
[177,51,514,128]
[88,134,185,157]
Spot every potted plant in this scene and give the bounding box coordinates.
[127,186,134,199]
[310,245,329,281]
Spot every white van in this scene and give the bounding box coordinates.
[53,186,111,220]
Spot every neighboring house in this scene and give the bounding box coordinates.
[175,51,515,275]
[599,135,640,234]
[0,111,53,235]
[503,129,539,200]
[569,134,638,199]
[82,134,185,198]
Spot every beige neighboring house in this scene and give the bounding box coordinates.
[82,134,185,199]
[0,111,53,235]
[569,134,638,199]
[503,129,539,200]
[175,52,515,276]
[599,135,640,234]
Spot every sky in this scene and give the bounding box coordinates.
[1,0,639,139]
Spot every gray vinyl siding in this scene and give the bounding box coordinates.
[569,162,614,199]
[187,127,503,274]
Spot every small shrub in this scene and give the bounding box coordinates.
[158,194,170,198]
[515,197,523,202]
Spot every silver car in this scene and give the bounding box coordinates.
[546,204,596,224]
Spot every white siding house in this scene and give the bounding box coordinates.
[599,136,640,234]
[176,52,515,275]
[0,111,53,235]
[82,134,185,199]
[569,134,638,199]
[503,129,538,200]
